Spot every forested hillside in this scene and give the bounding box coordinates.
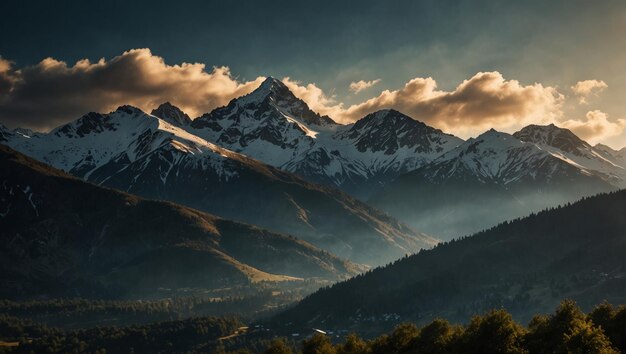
[273,190,626,330]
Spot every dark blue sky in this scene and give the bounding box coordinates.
[1,1,621,89]
[1,0,625,145]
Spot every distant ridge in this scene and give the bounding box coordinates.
[372,128,619,238]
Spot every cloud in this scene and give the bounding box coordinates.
[288,71,564,138]
[571,80,607,104]
[0,49,264,130]
[0,51,615,145]
[349,79,381,94]
[560,110,626,144]
[281,77,346,118]
[0,58,18,97]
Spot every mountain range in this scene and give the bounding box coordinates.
[2,77,625,244]
[0,101,434,266]
[372,126,622,238]
[189,78,462,199]
[0,145,362,299]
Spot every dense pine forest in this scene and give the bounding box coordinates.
[0,296,282,329]
[0,314,242,353]
[272,191,626,329]
[1,300,624,353]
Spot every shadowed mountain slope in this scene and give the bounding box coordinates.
[0,145,362,299]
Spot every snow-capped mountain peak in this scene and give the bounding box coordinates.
[336,109,462,155]
[233,76,285,107]
[275,109,464,197]
[254,76,288,98]
[1,124,40,143]
[513,124,626,185]
[3,106,241,181]
[425,129,542,182]
[469,128,522,148]
[594,143,618,154]
[0,124,12,142]
[188,77,340,166]
[513,124,590,155]
[594,143,626,162]
[151,102,192,127]
[347,109,416,130]
[407,125,626,189]
[220,76,336,126]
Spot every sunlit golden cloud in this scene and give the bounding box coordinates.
[0,49,264,129]
[0,57,17,96]
[571,80,608,104]
[561,110,626,144]
[349,79,381,94]
[1,50,622,146]
[286,72,564,139]
[281,77,344,118]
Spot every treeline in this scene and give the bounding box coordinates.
[258,300,625,354]
[2,300,623,353]
[0,315,241,353]
[0,293,287,329]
